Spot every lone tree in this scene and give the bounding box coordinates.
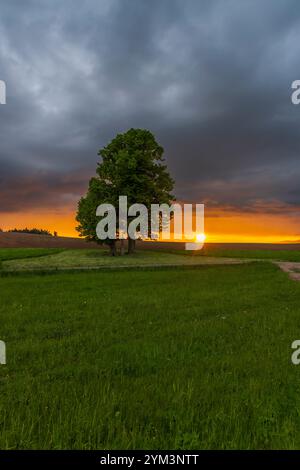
[76,128,174,255]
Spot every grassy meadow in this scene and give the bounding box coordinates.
[0,247,300,449]
[0,248,62,263]
[1,248,245,271]
[168,246,300,262]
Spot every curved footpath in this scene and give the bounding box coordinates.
[275,261,300,281]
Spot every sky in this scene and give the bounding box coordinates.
[0,0,300,242]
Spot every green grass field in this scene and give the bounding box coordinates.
[0,248,62,263]
[174,246,300,262]
[1,248,246,272]
[1,248,300,449]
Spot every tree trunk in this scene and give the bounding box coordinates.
[109,240,117,256]
[120,239,125,256]
[127,238,136,255]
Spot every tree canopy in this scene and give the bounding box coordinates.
[76,128,175,254]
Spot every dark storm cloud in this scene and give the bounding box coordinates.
[0,169,90,213]
[0,0,300,213]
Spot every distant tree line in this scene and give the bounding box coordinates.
[7,228,54,236]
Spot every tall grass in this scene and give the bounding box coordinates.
[0,263,300,449]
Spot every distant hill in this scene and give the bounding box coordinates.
[0,232,98,249]
[1,232,300,251]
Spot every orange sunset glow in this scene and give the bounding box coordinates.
[1,206,300,243]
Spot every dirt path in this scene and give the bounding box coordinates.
[275,261,300,281]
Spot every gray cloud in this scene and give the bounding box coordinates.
[0,0,300,215]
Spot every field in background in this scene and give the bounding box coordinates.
[2,231,300,253]
[0,232,97,249]
[169,247,300,262]
[0,248,62,263]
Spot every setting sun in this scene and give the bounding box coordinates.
[196,233,206,243]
